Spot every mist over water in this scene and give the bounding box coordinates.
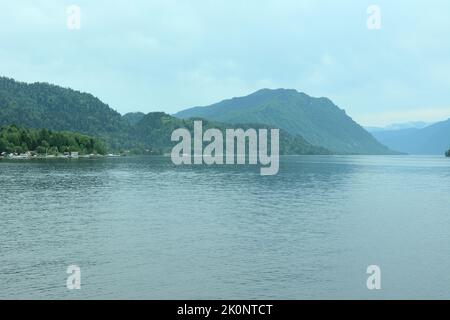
[1,156,450,299]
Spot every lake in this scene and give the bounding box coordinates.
[1,155,450,299]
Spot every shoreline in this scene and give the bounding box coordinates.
[0,154,121,160]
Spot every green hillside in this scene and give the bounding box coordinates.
[123,112,146,126]
[175,88,396,154]
[132,112,331,155]
[0,77,132,150]
[0,77,330,156]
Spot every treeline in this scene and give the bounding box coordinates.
[446,149,450,157]
[0,125,107,155]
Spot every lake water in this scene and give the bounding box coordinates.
[1,155,450,299]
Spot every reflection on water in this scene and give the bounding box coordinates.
[1,156,450,299]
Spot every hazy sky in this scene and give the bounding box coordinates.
[1,0,450,126]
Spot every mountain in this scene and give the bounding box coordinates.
[175,88,395,154]
[0,77,330,155]
[371,119,450,155]
[0,77,132,149]
[132,112,331,155]
[365,121,432,133]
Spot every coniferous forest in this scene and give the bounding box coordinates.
[0,125,107,155]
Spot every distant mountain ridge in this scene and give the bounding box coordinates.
[175,88,396,154]
[365,121,432,133]
[371,119,450,155]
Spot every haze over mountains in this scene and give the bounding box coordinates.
[365,122,432,133]
[175,89,394,154]
[370,120,450,155]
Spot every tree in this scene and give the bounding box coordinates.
[36,146,47,154]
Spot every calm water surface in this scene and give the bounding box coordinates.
[1,155,450,299]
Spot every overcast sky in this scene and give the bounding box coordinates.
[1,0,449,126]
